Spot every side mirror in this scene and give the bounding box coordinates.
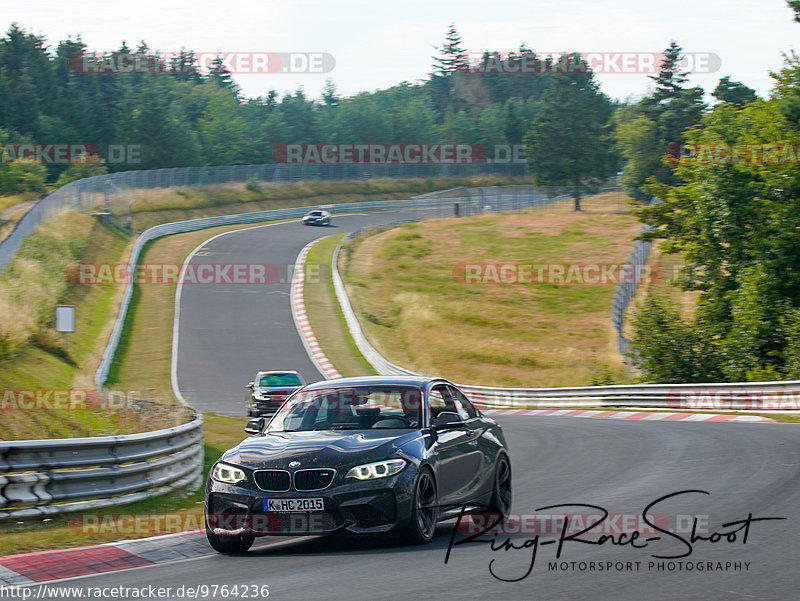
[245,417,265,434]
[432,411,464,430]
[246,382,254,389]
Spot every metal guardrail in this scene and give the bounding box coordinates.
[330,191,800,411]
[4,184,559,522]
[0,411,203,522]
[0,184,557,521]
[94,185,571,388]
[0,184,621,522]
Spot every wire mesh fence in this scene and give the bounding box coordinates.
[0,162,528,276]
[611,198,659,356]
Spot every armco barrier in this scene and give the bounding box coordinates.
[0,184,561,522]
[330,213,800,411]
[95,185,569,388]
[0,184,619,523]
[0,411,203,522]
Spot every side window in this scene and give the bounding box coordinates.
[429,387,449,420]
[448,386,478,419]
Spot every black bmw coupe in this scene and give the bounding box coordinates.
[205,375,512,553]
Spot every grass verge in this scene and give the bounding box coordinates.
[0,198,37,243]
[303,234,377,377]
[124,176,531,231]
[341,191,639,387]
[0,213,163,439]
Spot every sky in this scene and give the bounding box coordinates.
[2,0,799,103]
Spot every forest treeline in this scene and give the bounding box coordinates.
[6,11,800,384]
[0,23,745,200]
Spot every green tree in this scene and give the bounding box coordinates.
[713,76,758,107]
[431,24,467,75]
[631,53,800,381]
[523,55,615,210]
[208,55,240,97]
[617,42,705,198]
[0,127,48,194]
[198,89,252,164]
[125,78,203,168]
[788,0,800,21]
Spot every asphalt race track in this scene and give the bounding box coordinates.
[73,208,799,600]
[30,418,800,600]
[174,209,432,414]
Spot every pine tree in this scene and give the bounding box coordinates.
[712,76,758,107]
[524,55,615,210]
[647,41,690,106]
[209,55,240,97]
[431,24,468,75]
[322,79,339,106]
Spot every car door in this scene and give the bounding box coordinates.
[428,384,479,506]
[447,385,491,500]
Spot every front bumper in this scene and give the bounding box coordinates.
[247,399,283,416]
[205,467,416,537]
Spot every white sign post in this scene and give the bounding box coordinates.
[55,305,76,352]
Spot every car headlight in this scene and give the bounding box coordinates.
[211,463,247,484]
[345,459,407,480]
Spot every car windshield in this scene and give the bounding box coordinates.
[258,373,302,387]
[308,211,323,216]
[266,385,422,432]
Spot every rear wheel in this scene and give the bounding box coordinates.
[403,468,438,544]
[489,453,512,517]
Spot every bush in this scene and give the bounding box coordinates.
[629,295,722,382]
[245,176,262,194]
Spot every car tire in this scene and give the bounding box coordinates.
[403,468,438,544]
[206,529,255,554]
[489,453,512,517]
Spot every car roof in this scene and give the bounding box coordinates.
[255,370,302,377]
[302,375,450,390]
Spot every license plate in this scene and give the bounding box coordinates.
[264,498,324,512]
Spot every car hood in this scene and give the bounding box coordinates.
[222,429,420,469]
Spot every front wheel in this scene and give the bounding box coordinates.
[489,453,512,517]
[206,529,255,554]
[403,468,438,544]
